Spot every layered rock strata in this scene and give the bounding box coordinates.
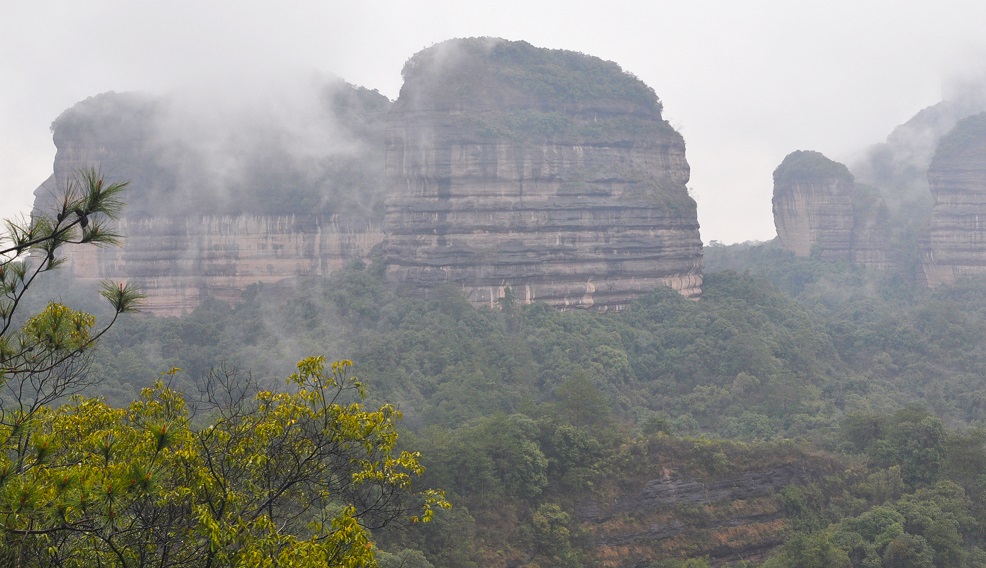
[772,150,891,266]
[382,39,703,310]
[35,82,389,315]
[923,113,986,286]
[36,40,705,314]
[772,151,855,259]
[577,442,840,566]
[64,216,383,315]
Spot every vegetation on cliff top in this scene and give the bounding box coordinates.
[467,109,674,143]
[47,83,390,220]
[400,38,663,114]
[932,111,986,163]
[773,150,854,184]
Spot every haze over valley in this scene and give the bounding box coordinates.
[7,4,986,567]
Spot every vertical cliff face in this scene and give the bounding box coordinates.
[772,151,856,260]
[64,216,383,314]
[35,40,704,314]
[771,84,986,278]
[41,82,391,220]
[36,81,390,315]
[839,86,986,280]
[923,113,986,286]
[382,39,703,310]
[772,150,893,267]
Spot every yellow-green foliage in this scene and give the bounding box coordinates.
[22,303,96,352]
[0,357,447,567]
[1,167,141,386]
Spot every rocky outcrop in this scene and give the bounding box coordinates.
[382,39,703,310]
[772,151,856,259]
[35,81,390,314]
[769,85,986,277]
[41,82,391,220]
[772,150,891,267]
[36,40,704,314]
[584,467,797,565]
[63,215,382,315]
[923,113,986,286]
[838,85,986,278]
[578,438,841,567]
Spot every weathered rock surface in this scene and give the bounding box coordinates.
[772,151,855,259]
[768,86,986,278]
[35,39,704,314]
[833,85,986,278]
[35,82,390,314]
[63,216,383,315]
[578,439,839,567]
[923,113,986,286]
[382,39,703,310]
[772,150,892,267]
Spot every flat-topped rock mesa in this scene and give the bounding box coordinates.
[36,81,390,315]
[772,150,891,266]
[382,38,703,310]
[923,112,986,286]
[35,39,704,314]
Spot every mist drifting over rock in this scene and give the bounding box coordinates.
[34,38,704,314]
[382,38,703,310]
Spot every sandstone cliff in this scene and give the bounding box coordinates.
[772,151,855,259]
[923,113,986,286]
[63,215,383,314]
[382,39,703,310]
[772,150,891,266]
[839,86,986,279]
[35,81,390,314]
[768,84,986,279]
[36,40,703,314]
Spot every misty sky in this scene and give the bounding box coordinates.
[3,0,986,244]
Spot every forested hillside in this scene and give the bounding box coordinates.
[27,241,986,566]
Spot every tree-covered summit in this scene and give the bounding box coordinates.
[43,80,391,220]
[773,150,854,184]
[398,37,663,115]
[932,111,986,162]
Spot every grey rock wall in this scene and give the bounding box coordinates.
[924,113,986,286]
[382,39,703,310]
